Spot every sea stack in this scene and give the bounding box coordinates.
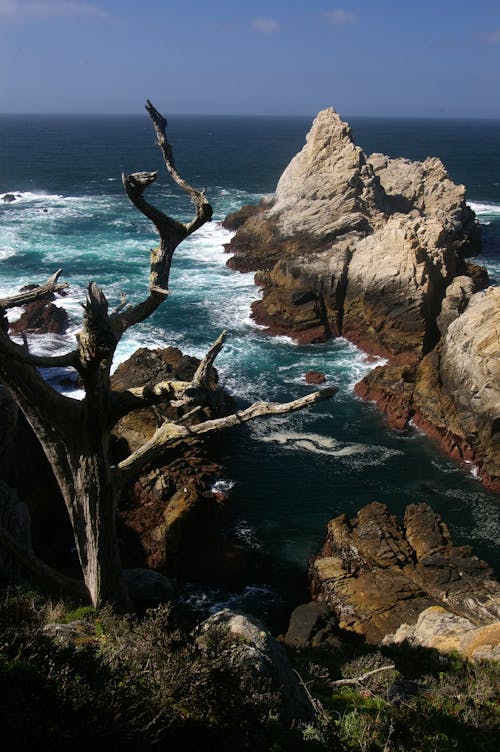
[225,108,499,490]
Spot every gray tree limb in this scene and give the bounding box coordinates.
[115,386,337,483]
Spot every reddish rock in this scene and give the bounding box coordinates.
[10,299,69,335]
[304,371,326,385]
[354,364,416,430]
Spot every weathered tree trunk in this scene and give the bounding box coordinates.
[0,102,336,610]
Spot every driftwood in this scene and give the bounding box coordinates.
[0,102,336,609]
[331,665,396,687]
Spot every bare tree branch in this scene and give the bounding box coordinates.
[112,101,213,340]
[330,665,396,687]
[115,386,337,483]
[0,329,79,369]
[0,269,68,309]
[109,379,192,425]
[145,99,213,236]
[191,330,227,389]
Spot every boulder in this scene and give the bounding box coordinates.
[310,502,500,648]
[9,299,69,335]
[305,371,327,385]
[283,600,336,648]
[197,609,316,724]
[384,606,500,662]
[122,568,174,604]
[1,193,16,203]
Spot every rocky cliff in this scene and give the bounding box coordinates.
[226,108,480,357]
[309,501,500,658]
[225,108,499,490]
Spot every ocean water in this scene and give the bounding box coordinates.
[1,114,499,618]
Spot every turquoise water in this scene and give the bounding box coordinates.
[1,114,499,616]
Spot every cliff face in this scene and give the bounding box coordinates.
[224,108,500,490]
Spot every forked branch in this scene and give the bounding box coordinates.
[145,99,213,235]
[115,101,213,336]
[108,331,228,425]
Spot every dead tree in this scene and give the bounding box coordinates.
[0,102,335,609]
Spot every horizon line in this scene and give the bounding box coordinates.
[1,110,500,122]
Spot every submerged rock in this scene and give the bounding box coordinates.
[310,502,500,649]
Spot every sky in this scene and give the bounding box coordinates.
[0,0,499,118]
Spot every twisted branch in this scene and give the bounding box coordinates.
[114,101,213,336]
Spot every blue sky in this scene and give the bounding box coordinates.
[0,0,499,117]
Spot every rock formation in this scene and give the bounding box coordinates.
[111,346,241,579]
[309,502,500,658]
[226,108,480,355]
[224,108,499,490]
[358,286,500,490]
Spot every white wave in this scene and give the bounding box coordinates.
[211,479,236,495]
[469,201,500,217]
[441,487,500,546]
[232,520,263,550]
[179,583,280,616]
[254,429,401,466]
[0,248,16,260]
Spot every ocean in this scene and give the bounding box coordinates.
[1,113,499,620]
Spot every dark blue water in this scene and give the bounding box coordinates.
[1,114,499,615]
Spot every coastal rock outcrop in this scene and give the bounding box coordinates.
[112,346,238,578]
[309,502,500,651]
[9,299,69,336]
[358,286,500,490]
[226,107,480,358]
[225,107,499,488]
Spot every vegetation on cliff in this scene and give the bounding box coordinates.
[0,586,498,751]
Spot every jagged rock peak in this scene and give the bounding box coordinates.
[270,107,385,239]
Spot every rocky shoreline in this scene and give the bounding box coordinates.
[224,108,499,492]
[305,501,500,660]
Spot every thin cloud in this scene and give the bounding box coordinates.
[476,29,500,43]
[324,9,359,27]
[251,17,279,35]
[0,0,113,21]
